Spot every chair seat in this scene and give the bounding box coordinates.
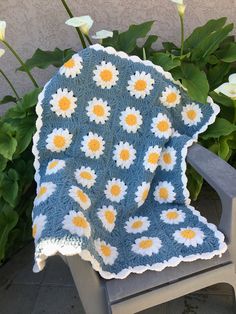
[105,251,231,303]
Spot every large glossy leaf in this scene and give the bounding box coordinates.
[150,52,180,71]
[186,166,203,201]
[0,123,17,160]
[201,118,236,139]
[0,169,19,206]
[207,62,231,90]
[0,95,17,106]
[209,91,236,108]
[132,35,158,58]
[215,42,236,62]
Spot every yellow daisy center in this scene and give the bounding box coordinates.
[72,216,88,228]
[159,187,169,199]
[134,79,147,91]
[88,139,100,152]
[125,114,137,126]
[139,239,153,249]
[64,58,75,68]
[187,110,197,120]
[93,104,105,117]
[48,160,59,169]
[166,92,177,103]
[120,149,130,161]
[32,224,37,238]
[76,190,88,203]
[53,135,66,148]
[181,229,196,239]
[101,244,111,257]
[38,186,47,197]
[58,96,71,111]
[100,69,112,82]
[110,184,121,196]
[148,152,159,164]
[166,211,178,220]
[142,189,149,201]
[105,211,115,224]
[157,120,169,132]
[163,153,172,164]
[80,171,92,180]
[132,220,143,229]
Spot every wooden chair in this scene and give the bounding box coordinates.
[63,143,236,314]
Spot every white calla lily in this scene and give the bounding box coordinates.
[171,0,184,4]
[215,82,236,100]
[0,21,6,41]
[229,73,236,84]
[92,30,113,40]
[0,48,5,57]
[65,16,93,35]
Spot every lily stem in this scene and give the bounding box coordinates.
[84,34,92,45]
[179,14,184,58]
[0,68,20,100]
[60,0,87,49]
[2,40,38,88]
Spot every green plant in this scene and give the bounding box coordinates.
[0,0,236,264]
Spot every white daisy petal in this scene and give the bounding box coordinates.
[113,141,136,169]
[94,239,118,265]
[181,103,203,126]
[59,54,83,78]
[173,227,205,247]
[93,61,119,89]
[32,214,47,241]
[125,216,150,234]
[134,182,150,207]
[75,166,97,189]
[131,236,162,256]
[97,205,117,232]
[143,145,162,173]
[34,182,56,206]
[69,186,91,210]
[86,97,111,124]
[160,85,181,108]
[153,181,176,204]
[127,71,154,99]
[46,128,73,152]
[62,210,91,238]
[160,208,185,224]
[151,113,172,138]
[104,178,127,203]
[81,132,105,159]
[159,146,177,171]
[45,159,66,175]
[119,107,143,133]
[50,88,77,118]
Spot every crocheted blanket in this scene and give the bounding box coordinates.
[32,44,227,279]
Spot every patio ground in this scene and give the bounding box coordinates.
[0,184,235,314]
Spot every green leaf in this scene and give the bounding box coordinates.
[218,137,230,159]
[207,62,231,90]
[209,91,235,108]
[150,52,180,71]
[162,41,179,53]
[20,88,42,110]
[201,118,236,139]
[180,63,209,103]
[0,156,7,171]
[0,170,19,207]
[131,35,158,59]
[0,123,17,160]
[0,95,17,105]
[14,115,36,155]
[186,166,203,201]
[17,48,75,71]
[102,31,120,49]
[215,42,236,62]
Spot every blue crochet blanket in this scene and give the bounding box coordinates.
[32,44,227,279]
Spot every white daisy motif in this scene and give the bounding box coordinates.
[59,54,83,78]
[151,113,172,139]
[181,103,203,126]
[94,239,118,265]
[32,214,47,241]
[113,141,136,169]
[75,166,97,189]
[62,210,91,238]
[143,145,162,173]
[69,186,91,210]
[160,85,181,108]
[104,178,127,203]
[50,88,77,118]
[159,146,177,171]
[125,216,150,234]
[127,71,154,99]
[160,208,185,225]
[97,205,117,232]
[134,182,150,207]
[173,227,205,247]
[81,132,105,159]
[153,181,176,204]
[131,236,162,256]
[119,107,143,133]
[45,159,66,175]
[93,61,119,89]
[86,97,111,124]
[46,128,73,153]
[34,182,56,206]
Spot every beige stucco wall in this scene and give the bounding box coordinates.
[0,0,235,103]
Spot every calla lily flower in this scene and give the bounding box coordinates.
[65,16,93,35]
[0,48,5,57]
[215,82,236,100]
[171,0,184,4]
[170,0,186,16]
[0,21,6,41]
[92,30,113,40]
[229,73,236,84]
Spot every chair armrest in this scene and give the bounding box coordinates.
[187,143,236,246]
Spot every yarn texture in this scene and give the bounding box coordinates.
[32,44,227,279]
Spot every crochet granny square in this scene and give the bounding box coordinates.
[32,44,227,279]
